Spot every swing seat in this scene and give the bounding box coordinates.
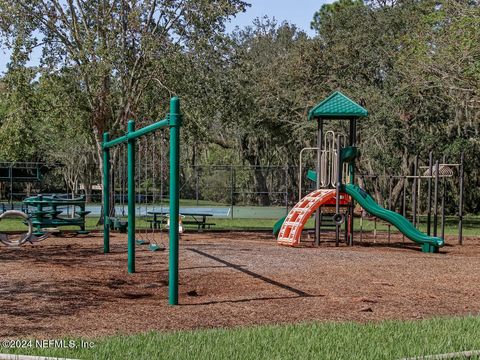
[110,217,128,233]
[148,243,165,252]
[136,239,149,245]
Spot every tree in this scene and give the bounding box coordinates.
[0,68,39,161]
[311,0,364,34]
[0,0,249,205]
[36,70,95,198]
[309,0,480,211]
[224,19,313,205]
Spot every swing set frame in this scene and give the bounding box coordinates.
[102,97,181,305]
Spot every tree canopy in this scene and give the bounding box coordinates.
[0,0,478,212]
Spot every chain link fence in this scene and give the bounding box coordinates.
[0,162,463,221]
[0,163,316,220]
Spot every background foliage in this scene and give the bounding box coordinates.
[0,0,478,213]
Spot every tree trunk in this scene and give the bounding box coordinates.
[252,166,270,206]
[390,177,405,212]
[240,135,271,206]
[366,162,384,205]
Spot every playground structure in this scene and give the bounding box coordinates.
[356,152,464,244]
[22,194,90,235]
[298,131,351,195]
[102,96,181,305]
[274,91,461,253]
[0,90,475,352]
[0,193,89,247]
[106,123,171,248]
[0,210,51,246]
[0,98,183,304]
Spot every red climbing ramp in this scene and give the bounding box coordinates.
[277,189,349,246]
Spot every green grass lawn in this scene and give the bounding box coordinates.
[132,214,479,237]
[1,316,479,360]
[206,215,479,237]
[0,214,479,237]
[98,214,480,236]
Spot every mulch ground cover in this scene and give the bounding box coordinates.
[0,230,478,338]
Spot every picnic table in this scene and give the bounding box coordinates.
[147,209,216,232]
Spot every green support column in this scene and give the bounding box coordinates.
[169,97,181,305]
[348,118,356,246]
[103,133,110,253]
[34,195,43,236]
[315,119,323,246]
[349,163,355,185]
[127,120,136,273]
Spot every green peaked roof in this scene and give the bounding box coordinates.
[308,91,368,120]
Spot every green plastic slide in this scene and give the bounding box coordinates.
[274,169,443,252]
[273,216,286,237]
[343,184,444,253]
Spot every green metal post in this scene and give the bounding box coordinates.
[101,98,180,292]
[458,152,464,245]
[169,97,181,305]
[103,133,110,253]
[127,120,136,273]
[35,195,43,235]
[348,118,356,246]
[315,119,323,246]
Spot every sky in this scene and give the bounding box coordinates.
[0,1,333,74]
[226,0,333,36]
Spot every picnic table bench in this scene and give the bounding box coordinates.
[147,210,216,232]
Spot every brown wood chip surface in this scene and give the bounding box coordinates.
[0,231,478,339]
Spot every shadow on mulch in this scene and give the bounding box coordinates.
[0,242,168,325]
[0,242,133,268]
[188,248,312,297]
[0,278,112,319]
[354,239,452,254]
[1,325,50,338]
[183,294,325,306]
